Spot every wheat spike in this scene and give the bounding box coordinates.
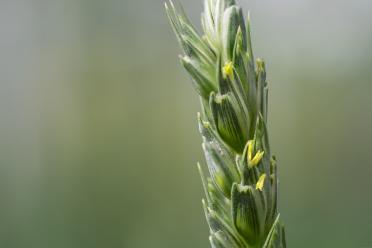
[165,1,286,247]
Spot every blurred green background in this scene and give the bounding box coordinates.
[1,0,372,247]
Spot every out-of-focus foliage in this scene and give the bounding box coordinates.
[1,0,372,248]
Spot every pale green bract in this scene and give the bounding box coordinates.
[165,0,286,247]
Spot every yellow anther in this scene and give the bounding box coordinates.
[223,61,234,79]
[248,140,253,161]
[247,140,265,167]
[251,150,264,166]
[256,174,266,191]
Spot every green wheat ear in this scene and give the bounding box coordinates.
[165,0,286,247]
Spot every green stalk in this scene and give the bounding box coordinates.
[165,1,286,247]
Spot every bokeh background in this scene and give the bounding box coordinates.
[1,0,372,247]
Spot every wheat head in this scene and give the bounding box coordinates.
[165,1,287,247]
